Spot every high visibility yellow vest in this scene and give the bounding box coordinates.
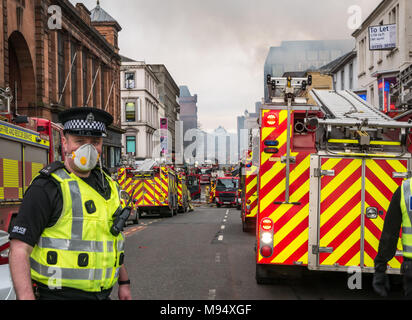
[400,179,412,259]
[30,167,125,292]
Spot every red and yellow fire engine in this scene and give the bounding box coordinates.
[240,151,258,232]
[117,160,179,218]
[255,75,410,283]
[0,87,63,232]
[177,171,189,213]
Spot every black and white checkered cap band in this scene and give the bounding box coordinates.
[64,119,106,133]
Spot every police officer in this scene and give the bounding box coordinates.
[373,178,412,299]
[9,107,132,300]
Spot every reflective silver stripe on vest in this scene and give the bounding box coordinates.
[105,267,120,279]
[53,169,84,240]
[107,241,114,253]
[404,227,412,235]
[69,180,83,240]
[118,240,125,251]
[38,237,105,253]
[30,258,103,281]
[54,169,71,181]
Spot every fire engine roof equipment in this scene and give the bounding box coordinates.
[310,90,412,130]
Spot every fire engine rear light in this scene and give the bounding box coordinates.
[260,245,273,258]
[0,242,10,265]
[264,148,279,154]
[261,232,273,245]
[261,218,273,231]
[264,140,279,147]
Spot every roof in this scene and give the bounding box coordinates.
[282,71,307,78]
[318,50,356,74]
[90,2,122,31]
[120,55,138,63]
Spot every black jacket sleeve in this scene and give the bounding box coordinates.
[8,177,63,247]
[374,186,402,271]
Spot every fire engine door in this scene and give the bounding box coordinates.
[317,157,362,268]
[310,156,407,271]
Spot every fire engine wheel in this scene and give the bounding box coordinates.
[242,220,248,232]
[164,207,174,218]
[216,203,221,208]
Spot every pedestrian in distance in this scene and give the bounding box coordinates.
[8,107,132,300]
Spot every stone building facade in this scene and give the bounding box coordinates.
[0,0,124,170]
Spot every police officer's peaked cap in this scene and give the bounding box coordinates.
[58,107,113,137]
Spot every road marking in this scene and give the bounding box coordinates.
[124,226,147,237]
[221,225,225,230]
[223,219,227,222]
[208,289,216,300]
[226,210,229,215]
[215,253,221,263]
[218,235,223,241]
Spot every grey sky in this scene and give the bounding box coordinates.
[73,0,381,132]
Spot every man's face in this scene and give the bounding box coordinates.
[62,134,103,171]
[63,134,103,155]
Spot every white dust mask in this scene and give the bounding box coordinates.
[71,144,100,172]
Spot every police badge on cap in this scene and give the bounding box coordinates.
[58,107,114,137]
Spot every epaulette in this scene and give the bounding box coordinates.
[39,161,66,177]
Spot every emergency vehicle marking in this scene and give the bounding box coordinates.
[118,167,171,208]
[258,109,312,265]
[319,158,362,267]
[363,159,405,269]
[245,161,258,218]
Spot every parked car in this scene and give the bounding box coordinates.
[0,230,15,300]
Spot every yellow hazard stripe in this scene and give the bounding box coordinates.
[260,155,310,213]
[319,159,361,204]
[320,177,362,228]
[321,227,361,266]
[328,139,401,146]
[271,204,309,264]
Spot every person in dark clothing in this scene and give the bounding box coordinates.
[373,184,412,298]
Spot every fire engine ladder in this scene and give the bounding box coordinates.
[266,75,314,204]
[309,89,412,156]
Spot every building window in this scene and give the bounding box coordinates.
[126,136,136,154]
[341,70,345,90]
[137,98,141,121]
[125,102,136,122]
[359,38,366,73]
[101,66,105,109]
[71,43,77,107]
[82,50,88,105]
[125,72,135,89]
[92,59,97,107]
[58,32,65,99]
[349,63,353,90]
[389,5,400,46]
[370,85,375,107]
